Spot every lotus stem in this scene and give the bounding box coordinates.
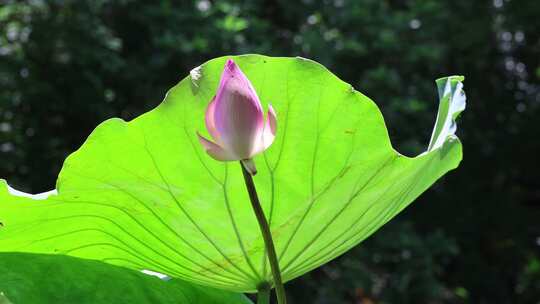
[241,162,287,304]
[256,283,270,304]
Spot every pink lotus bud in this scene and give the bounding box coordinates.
[197,59,277,175]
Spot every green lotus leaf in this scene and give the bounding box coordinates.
[0,55,465,292]
[0,253,252,304]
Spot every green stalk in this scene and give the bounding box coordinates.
[256,283,270,304]
[240,162,287,304]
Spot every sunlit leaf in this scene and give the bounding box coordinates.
[0,253,252,303]
[0,55,465,292]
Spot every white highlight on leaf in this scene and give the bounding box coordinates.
[6,184,57,200]
[427,76,466,151]
[190,66,202,87]
[141,269,171,281]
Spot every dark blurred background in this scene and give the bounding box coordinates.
[0,0,539,303]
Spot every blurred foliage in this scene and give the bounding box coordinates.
[288,222,461,303]
[0,0,539,303]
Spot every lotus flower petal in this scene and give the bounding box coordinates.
[199,59,276,165]
[204,96,222,145]
[262,105,277,152]
[197,132,236,161]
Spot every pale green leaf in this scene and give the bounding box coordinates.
[0,55,465,292]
